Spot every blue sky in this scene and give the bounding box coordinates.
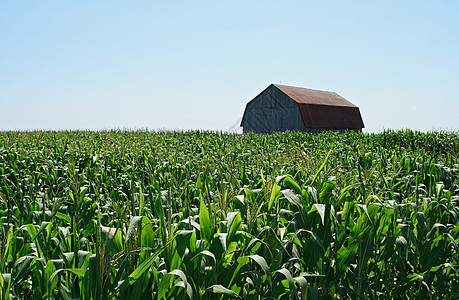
[1,1,458,132]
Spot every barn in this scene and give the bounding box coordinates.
[240,84,365,133]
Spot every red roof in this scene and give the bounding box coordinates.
[274,84,365,129]
[274,84,357,107]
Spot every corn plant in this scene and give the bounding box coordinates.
[0,129,457,299]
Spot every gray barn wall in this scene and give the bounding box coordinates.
[241,86,304,133]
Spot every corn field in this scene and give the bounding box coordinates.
[0,130,458,299]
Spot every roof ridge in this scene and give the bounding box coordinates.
[272,83,334,93]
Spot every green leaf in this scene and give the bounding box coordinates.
[66,267,86,277]
[268,182,281,212]
[426,223,447,240]
[334,242,359,280]
[357,204,373,224]
[313,204,326,226]
[125,216,142,243]
[276,268,294,294]
[126,246,165,285]
[2,225,13,265]
[293,276,308,299]
[227,211,241,244]
[190,250,216,266]
[229,256,251,287]
[281,175,302,194]
[44,259,56,294]
[311,150,332,186]
[157,273,175,300]
[138,184,145,216]
[23,224,38,240]
[161,269,193,299]
[55,212,71,223]
[199,196,212,241]
[282,189,303,210]
[395,236,408,247]
[175,230,195,256]
[247,255,271,283]
[113,228,124,252]
[206,284,240,298]
[140,216,155,247]
[12,256,35,285]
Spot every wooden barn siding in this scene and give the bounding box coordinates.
[241,86,304,133]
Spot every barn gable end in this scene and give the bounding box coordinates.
[241,84,365,133]
[240,85,304,133]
